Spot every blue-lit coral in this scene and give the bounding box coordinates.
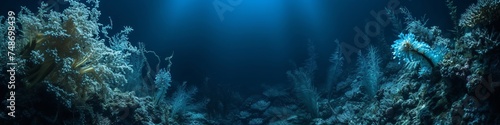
[356,46,381,97]
[286,41,320,118]
[391,33,446,68]
[325,39,344,92]
[153,68,172,105]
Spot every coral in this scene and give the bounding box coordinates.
[391,33,446,68]
[153,68,172,105]
[400,7,445,43]
[446,0,460,33]
[440,3,500,109]
[169,82,207,121]
[0,0,198,124]
[385,7,403,35]
[395,8,450,71]
[170,83,197,117]
[12,0,137,106]
[105,25,136,52]
[154,53,174,104]
[6,0,500,124]
[46,83,75,108]
[462,28,500,55]
[325,39,343,92]
[356,46,382,97]
[100,89,161,124]
[286,59,320,118]
[102,89,140,116]
[101,23,141,89]
[459,0,500,28]
[286,40,320,117]
[441,3,500,94]
[287,70,319,117]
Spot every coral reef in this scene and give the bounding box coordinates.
[459,0,500,28]
[0,0,207,124]
[1,0,500,124]
[13,0,135,106]
[218,0,500,124]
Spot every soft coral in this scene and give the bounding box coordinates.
[391,33,446,67]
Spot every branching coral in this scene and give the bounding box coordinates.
[16,0,135,106]
[399,7,442,44]
[356,46,382,97]
[459,0,500,28]
[0,0,186,124]
[286,40,320,118]
[325,39,343,92]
